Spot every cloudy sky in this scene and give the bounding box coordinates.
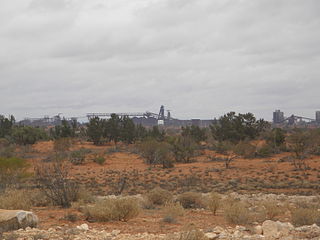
[0,0,319,121]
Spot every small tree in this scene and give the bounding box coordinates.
[120,116,135,144]
[171,136,197,163]
[287,129,310,170]
[224,153,237,169]
[138,139,173,168]
[210,112,269,143]
[11,126,47,145]
[87,117,105,145]
[0,115,15,138]
[147,126,165,141]
[181,125,207,143]
[50,119,76,139]
[105,114,122,144]
[35,160,79,208]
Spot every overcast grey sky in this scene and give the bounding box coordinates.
[0,0,319,121]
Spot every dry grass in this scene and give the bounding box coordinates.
[178,224,208,240]
[291,207,320,227]
[177,192,205,209]
[261,200,284,220]
[162,201,185,223]
[224,201,251,225]
[146,187,173,206]
[0,189,32,210]
[83,197,140,222]
[206,192,221,215]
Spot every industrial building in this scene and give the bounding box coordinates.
[273,110,284,124]
[87,106,213,128]
[273,109,320,127]
[316,111,320,123]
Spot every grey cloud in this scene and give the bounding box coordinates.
[0,0,319,121]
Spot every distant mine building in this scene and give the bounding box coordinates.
[87,106,213,128]
[316,111,320,123]
[273,110,285,124]
[191,119,201,126]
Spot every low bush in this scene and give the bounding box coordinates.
[261,200,284,220]
[179,227,208,240]
[146,187,173,206]
[177,192,205,209]
[63,212,79,222]
[171,136,197,163]
[93,155,106,165]
[83,197,140,222]
[207,192,221,215]
[0,157,28,191]
[11,126,48,145]
[291,207,320,227]
[214,141,234,154]
[224,201,251,225]
[53,138,72,153]
[35,160,79,208]
[69,149,87,165]
[0,145,16,158]
[138,139,174,168]
[0,189,32,210]
[256,144,274,158]
[162,201,185,223]
[233,142,256,158]
[29,189,52,207]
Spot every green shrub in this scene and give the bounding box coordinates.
[146,187,173,206]
[138,140,174,168]
[0,145,16,158]
[0,157,28,190]
[69,149,87,165]
[11,126,48,145]
[83,197,140,222]
[214,141,234,154]
[93,156,106,165]
[53,138,72,152]
[256,144,274,158]
[233,142,256,158]
[171,136,197,163]
[177,192,205,209]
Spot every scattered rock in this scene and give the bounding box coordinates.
[77,223,89,231]
[205,232,217,239]
[0,209,38,232]
[262,220,294,239]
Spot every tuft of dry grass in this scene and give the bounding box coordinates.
[83,197,140,222]
[224,201,251,225]
[207,192,221,215]
[178,224,208,240]
[177,192,205,209]
[261,200,284,220]
[291,207,320,227]
[0,189,33,210]
[162,201,185,223]
[146,187,173,206]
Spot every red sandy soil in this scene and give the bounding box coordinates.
[23,140,319,233]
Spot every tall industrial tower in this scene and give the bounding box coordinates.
[273,110,285,124]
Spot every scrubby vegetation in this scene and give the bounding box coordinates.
[83,197,140,222]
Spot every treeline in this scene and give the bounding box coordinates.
[1,112,320,165]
